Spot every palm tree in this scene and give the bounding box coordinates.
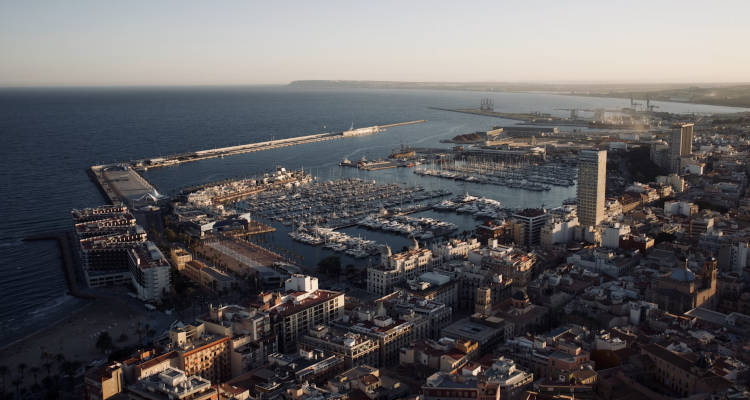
[30,367,40,385]
[11,378,21,397]
[55,355,66,376]
[17,363,26,379]
[42,362,52,378]
[54,354,65,365]
[0,365,7,392]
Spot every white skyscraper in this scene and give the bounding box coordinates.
[577,150,607,227]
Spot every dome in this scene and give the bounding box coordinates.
[669,267,695,282]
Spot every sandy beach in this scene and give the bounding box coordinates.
[0,296,173,391]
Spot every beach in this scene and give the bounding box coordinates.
[0,296,173,390]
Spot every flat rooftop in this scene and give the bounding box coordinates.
[101,165,160,204]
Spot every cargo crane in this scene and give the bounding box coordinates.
[646,96,659,112]
[629,95,642,110]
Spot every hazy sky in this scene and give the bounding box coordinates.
[1,0,749,86]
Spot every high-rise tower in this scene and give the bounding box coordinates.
[577,150,607,227]
[669,123,694,172]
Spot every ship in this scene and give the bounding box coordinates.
[389,144,416,160]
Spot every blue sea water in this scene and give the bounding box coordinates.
[0,85,745,342]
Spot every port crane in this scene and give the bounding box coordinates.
[629,95,642,110]
[646,96,660,112]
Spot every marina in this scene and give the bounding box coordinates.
[288,226,380,258]
[433,193,507,219]
[233,177,451,229]
[414,159,577,190]
[356,214,457,239]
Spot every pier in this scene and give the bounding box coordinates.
[130,119,427,170]
[24,231,95,300]
[89,120,426,206]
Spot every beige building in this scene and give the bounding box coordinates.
[367,242,432,295]
[253,274,345,353]
[646,258,717,314]
[300,325,380,368]
[170,247,193,270]
[85,362,124,400]
[169,322,232,383]
[577,150,607,227]
[183,260,236,292]
[669,123,694,172]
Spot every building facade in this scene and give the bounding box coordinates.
[577,150,607,227]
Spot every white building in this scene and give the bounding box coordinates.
[484,356,534,400]
[540,217,579,247]
[656,174,686,193]
[664,201,699,217]
[719,242,749,276]
[684,163,705,175]
[128,241,171,302]
[605,199,623,220]
[602,223,630,249]
[431,238,480,262]
[594,332,627,352]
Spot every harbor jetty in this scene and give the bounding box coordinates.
[130,119,426,170]
[89,120,426,205]
[23,231,95,300]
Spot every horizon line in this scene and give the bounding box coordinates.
[2,79,750,90]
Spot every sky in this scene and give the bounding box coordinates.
[1,0,749,86]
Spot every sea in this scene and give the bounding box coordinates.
[0,85,745,343]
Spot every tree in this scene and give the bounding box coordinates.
[30,367,39,385]
[11,378,21,397]
[54,354,64,365]
[42,362,52,378]
[96,331,113,354]
[0,365,7,393]
[17,363,26,379]
[118,333,129,342]
[61,361,81,377]
[164,229,178,243]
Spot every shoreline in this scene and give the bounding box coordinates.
[0,299,93,354]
